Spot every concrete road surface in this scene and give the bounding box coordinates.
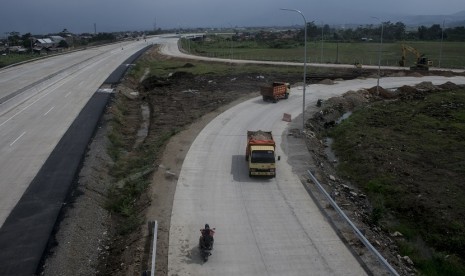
[167,74,465,275]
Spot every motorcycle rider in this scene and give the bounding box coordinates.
[199,223,215,250]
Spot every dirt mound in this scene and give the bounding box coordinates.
[396,85,429,100]
[319,79,335,85]
[387,71,407,77]
[342,90,369,108]
[409,72,423,77]
[311,89,370,131]
[434,70,455,77]
[170,71,195,78]
[438,81,462,90]
[366,86,398,99]
[415,81,438,91]
[310,82,449,132]
[139,75,172,90]
[182,63,195,68]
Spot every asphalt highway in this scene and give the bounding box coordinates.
[0,39,157,227]
[0,37,160,275]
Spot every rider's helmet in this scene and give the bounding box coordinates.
[205,224,210,230]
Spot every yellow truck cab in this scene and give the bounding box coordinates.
[246,131,278,177]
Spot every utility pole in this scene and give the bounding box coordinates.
[228,23,234,60]
[281,8,307,132]
[321,22,324,63]
[5,32,10,54]
[371,17,384,94]
[439,19,445,68]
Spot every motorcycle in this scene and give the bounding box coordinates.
[199,226,215,262]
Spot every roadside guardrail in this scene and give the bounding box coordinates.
[307,170,399,276]
[143,220,158,276]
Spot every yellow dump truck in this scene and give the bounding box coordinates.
[245,130,278,177]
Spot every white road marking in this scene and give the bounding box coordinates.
[10,131,26,146]
[43,106,55,116]
[64,91,72,98]
[0,89,55,129]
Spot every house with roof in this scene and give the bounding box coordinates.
[34,36,66,52]
[34,38,54,48]
[50,36,65,44]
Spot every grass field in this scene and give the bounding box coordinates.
[181,38,465,69]
[0,53,38,68]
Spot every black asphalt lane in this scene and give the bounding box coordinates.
[0,45,153,275]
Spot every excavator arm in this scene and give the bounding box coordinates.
[399,44,431,70]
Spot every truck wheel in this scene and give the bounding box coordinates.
[272,98,277,103]
[249,172,252,177]
[262,96,267,101]
[284,93,289,99]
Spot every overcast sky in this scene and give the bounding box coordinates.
[1,0,464,35]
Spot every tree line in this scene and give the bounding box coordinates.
[3,31,116,50]
[297,21,465,42]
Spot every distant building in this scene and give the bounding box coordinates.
[9,46,28,54]
[49,36,65,44]
[35,38,54,48]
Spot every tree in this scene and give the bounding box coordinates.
[307,22,320,38]
[417,24,442,40]
[295,22,320,42]
[393,22,406,40]
[417,26,428,40]
[7,31,21,46]
[428,24,442,40]
[380,21,406,41]
[446,26,465,41]
[58,40,69,48]
[21,33,33,49]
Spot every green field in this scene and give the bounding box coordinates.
[0,53,38,68]
[181,38,465,69]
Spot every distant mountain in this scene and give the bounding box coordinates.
[401,10,465,27]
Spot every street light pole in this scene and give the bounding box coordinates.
[228,23,234,60]
[281,8,307,131]
[5,32,10,54]
[371,17,383,94]
[321,21,324,63]
[439,19,445,68]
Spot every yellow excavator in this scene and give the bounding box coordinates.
[399,44,433,71]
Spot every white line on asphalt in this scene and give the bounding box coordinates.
[10,131,26,146]
[64,91,72,98]
[0,85,59,129]
[43,106,55,116]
